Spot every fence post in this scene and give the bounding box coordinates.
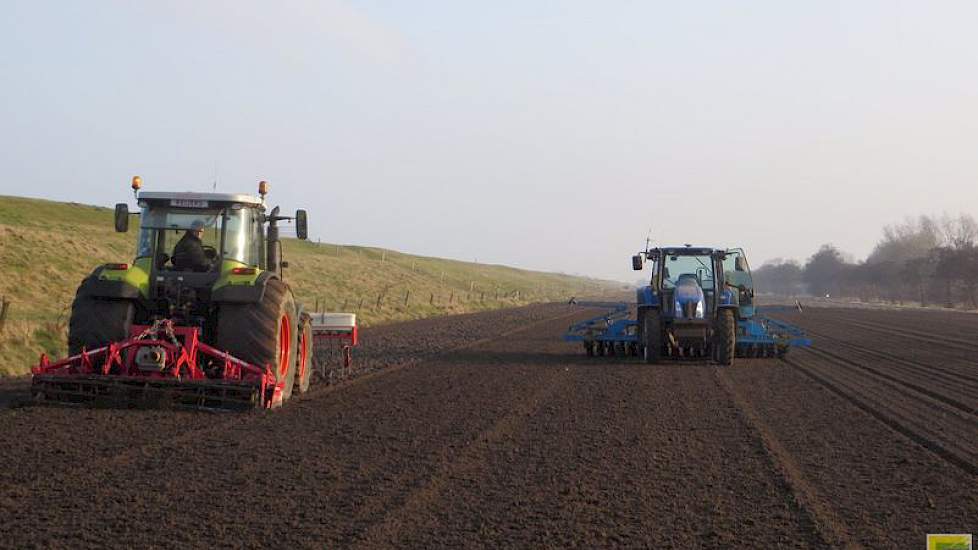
[449,291,454,304]
[480,292,485,302]
[429,293,434,305]
[404,290,410,306]
[0,297,9,338]
[342,299,348,310]
[376,293,384,309]
[358,297,364,311]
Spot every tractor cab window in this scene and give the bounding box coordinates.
[662,254,715,290]
[222,207,259,266]
[137,207,223,270]
[137,205,260,269]
[722,249,753,291]
[723,248,754,307]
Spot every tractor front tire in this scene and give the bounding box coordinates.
[215,279,298,405]
[642,309,661,364]
[716,309,736,366]
[68,279,134,356]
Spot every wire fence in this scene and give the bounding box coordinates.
[310,287,532,315]
[295,243,607,314]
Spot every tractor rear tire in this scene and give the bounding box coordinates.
[716,309,736,366]
[642,309,661,364]
[215,279,298,405]
[68,278,134,356]
[295,317,313,394]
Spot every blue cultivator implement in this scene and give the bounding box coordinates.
[564,302,638,357]
[565,246,811,364]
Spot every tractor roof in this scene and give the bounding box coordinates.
[657,246,717,256]
[138,192,264,207]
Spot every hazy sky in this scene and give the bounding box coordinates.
[2,1,977,281]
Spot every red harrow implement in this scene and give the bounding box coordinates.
[32,320,281,411]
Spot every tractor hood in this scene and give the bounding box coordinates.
[674,278,705,319]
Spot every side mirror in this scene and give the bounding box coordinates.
[631,255,643,271]
[735,256,747,272]
[295,209,308,240]
[114,203,129,233]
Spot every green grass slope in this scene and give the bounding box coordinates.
[0,195,620,376]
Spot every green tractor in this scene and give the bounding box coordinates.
[33,177,313,409]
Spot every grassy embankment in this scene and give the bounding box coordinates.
[0,195,620,376]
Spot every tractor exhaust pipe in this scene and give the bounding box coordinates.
[267,207,281,275]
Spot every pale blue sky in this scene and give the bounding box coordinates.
[2,1,977,281]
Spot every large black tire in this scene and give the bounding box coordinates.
[716,309,736,366]
[215,279,298,405]
[295,317,313,394]
[68,279,134,356]
[642,309,661,364]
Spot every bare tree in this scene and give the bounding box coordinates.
[938,213,978,250]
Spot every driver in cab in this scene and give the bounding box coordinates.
[172,221,213,272]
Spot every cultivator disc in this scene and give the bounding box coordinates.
[31,375,269,412]
[735,342,785,359]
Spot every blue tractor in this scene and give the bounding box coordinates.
[564,245,810,364]
[633,245,748,364]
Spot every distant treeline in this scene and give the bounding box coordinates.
[754,214,978,307]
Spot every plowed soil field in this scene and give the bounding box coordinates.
[0,304,975,548]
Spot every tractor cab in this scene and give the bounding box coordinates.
[638,246,726,321]
[722,247,755,318]
[135,193,266,274]
[107,179,308,326]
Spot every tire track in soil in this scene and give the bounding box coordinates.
[786,352,978,477]
[280,308,600,546]
[804,342,978,417]
[0,305,593,549]
[0,304,584,496]
[6,304,978,548]
[779,307,978,364]
[771,308,978,384]
[799,325,978,392]
[714,366,864,549]
[723,360,978,547]
[381,360,829,548]
[349,349,573,548]
[792,306,978,341]
[296,304,593,403]
[830,316,978,351]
